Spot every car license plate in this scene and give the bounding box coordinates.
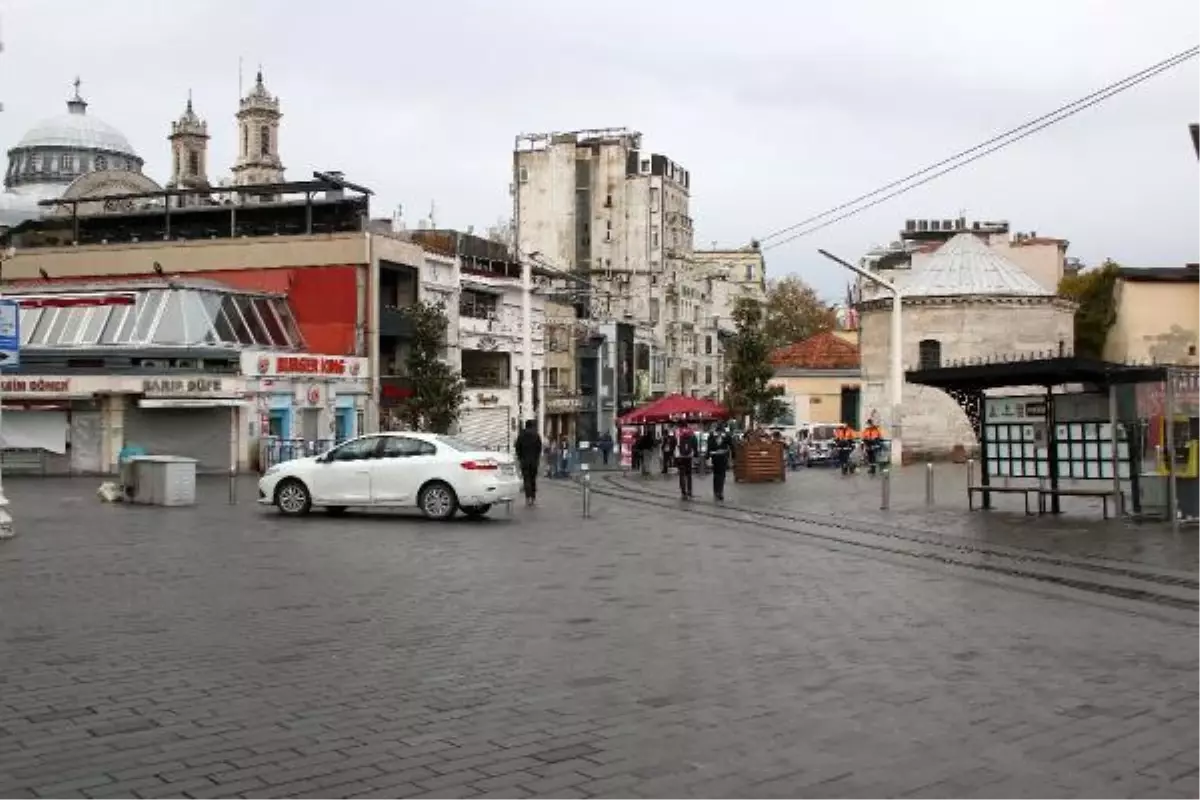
[501,464,515,476]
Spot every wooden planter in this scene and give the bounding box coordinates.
[734,436,786,483]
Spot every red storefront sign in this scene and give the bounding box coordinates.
[264,355,361,377]
[0,378,71,393]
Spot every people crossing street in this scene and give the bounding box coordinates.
[707,422,733,502]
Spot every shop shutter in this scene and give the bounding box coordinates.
[456,407,513,454]
[124,407,233,474]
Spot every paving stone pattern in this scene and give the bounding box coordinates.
[617,462,1198,572]
[0,476,1196,799]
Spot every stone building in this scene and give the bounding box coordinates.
[231,70,285,189]
[858,232,1075,460]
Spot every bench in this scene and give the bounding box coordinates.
[968,484,1037,515]
[1037,487,1118,519]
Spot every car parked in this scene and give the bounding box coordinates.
[258,432,521,520]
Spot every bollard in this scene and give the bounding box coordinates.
[967,458,975,487]
[880,469,891,510]
[581,466,591,518]
[925,462,934,506]
[228,466,237,505]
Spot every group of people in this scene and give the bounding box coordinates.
[631,421,735,501]
[834,420,886,475]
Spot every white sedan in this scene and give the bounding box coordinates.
[258,432,522,520]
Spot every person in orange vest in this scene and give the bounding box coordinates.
[861,420,884,475]
[835,424,858,475]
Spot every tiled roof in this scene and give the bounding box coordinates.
[770,331,860,370]
[902,232,1051,298]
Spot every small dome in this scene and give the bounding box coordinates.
[901,232,1051,298]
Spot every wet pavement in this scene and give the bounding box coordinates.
[607,462,1198,572]
[0,476,1196,799]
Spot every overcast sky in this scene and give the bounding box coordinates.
[1,0,1196,298]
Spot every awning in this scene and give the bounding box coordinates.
[138,398,245,409]
[619,394,729,425]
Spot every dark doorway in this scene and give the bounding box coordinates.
[840,386,861,428]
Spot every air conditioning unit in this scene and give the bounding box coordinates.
[917,219,929,231]
[929,220,941,231]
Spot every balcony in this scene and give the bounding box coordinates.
[379,305,415,338]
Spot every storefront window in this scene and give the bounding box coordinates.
[152,291,188,344]
[19,308,42,345]
[254,298,288,346]
[100,306,130,344]
[235,296,270,345]
[78,307,109,344]
[132,291,165,343]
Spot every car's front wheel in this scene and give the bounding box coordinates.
[275,479,312,516]
[418,481,458,521]
[461,504,491,519]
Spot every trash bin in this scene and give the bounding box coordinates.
[127,456,198,507]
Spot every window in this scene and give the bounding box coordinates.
[650,298,660,324]
[705,335,712,355]
[221,296,254,344]
[705,365,713,384]
[94,155,107,171]
[19,308,42,345]
[745,265,754,282]
[28,155,41,173]
[100,306,131,344]
[179,292,217,344]
[547,367,559,388]
[260,125,271,156]
[151,291,188,344]
[330,436,382,461]
[380,437,436,458]
[59,154,74,173]
[253,298,288,346]
[459,289,498,320]
[173,150,180,177]
[78,307,109,345]
[188,150,199,176]
[918,339,942,370]
[518,166,529,183]
[650,187,659,208]
[47,307,82,345]
[242,126,249,155]
[235,296,270,345]
[640,159,650,172]
[652,230,659,249]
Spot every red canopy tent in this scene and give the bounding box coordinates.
[619,394,729,425]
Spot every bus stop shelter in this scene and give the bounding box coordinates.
[906,355,1197,527]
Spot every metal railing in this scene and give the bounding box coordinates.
[259,437,337,472]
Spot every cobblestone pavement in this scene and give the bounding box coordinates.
[0,476,1196,799]
[606,463,1198,572]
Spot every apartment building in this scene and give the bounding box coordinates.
[513,128,743,431]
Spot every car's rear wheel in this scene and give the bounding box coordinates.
[461,504,491,519]
[275,479,312,516]
[418,481,458,521]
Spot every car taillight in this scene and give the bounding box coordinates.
[461,459,500,470]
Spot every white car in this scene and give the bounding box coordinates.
[258,432,522,520]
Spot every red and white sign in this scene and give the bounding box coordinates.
[15,293,137,309]
[241,351,367,379]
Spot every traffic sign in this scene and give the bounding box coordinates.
[0,298,19,370]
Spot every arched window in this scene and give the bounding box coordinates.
[260,125,271,156]
[188,150,199,176]
[173,150,180,177]
[242,126,249,156]
[918,339,942,370]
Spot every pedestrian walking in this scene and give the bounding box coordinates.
[598,431,613,466]
[660,425,677,476]
[676,423,698,499]
[514,420,542,506]
[707,422,733,502]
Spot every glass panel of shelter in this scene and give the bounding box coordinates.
[151,291,188,345]
[78,306,108,345]
[235,296,270,346]
[101,306,131,345]
[253,298,288,347]
[44,307,72,345]
[273,299,304,349]
[132,291,166,344]
[177,291,219,345]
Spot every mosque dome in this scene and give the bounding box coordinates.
[1,79,145,228]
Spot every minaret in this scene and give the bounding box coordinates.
[167,92,210,207]
[231,68,284,193]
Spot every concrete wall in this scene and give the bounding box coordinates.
[770,373,861,424]
[1105,278,1200,366]
[3,232,367,280]
[859,298,1075,459]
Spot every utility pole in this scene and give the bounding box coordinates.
[512,137,534,432]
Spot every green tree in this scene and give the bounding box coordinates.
[724,297,787,426]
[398,301,465,433]
[1058,260,1119,359]
[764,275,838,348]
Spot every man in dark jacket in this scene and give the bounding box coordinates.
[707,423,733,502]
[514,420,542,506]
[675,424,698,500]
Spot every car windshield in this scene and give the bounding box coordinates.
[433,435,484,452]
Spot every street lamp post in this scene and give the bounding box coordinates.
[818,249,904,466]
[0,246,15,539]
